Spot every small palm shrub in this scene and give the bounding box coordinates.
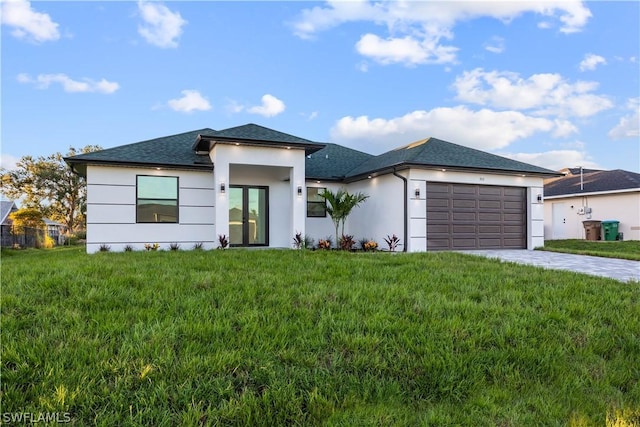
[193,242,204,251]
[99,244,111,252]
[169,243,180,251]
[124,245,134,252]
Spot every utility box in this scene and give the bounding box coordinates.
[582,220,602,241]
[601,220,620,241]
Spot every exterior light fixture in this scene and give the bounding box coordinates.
[297,185,303,197]
[415,188,420,198]
[367,175,372,179]
[220,182,226,194]
[537,194,543,203]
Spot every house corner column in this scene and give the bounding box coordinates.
[291,165,305,248]
[529,186,545,249]
[213,154,230,248]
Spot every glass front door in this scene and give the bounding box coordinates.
[229,186,269,246]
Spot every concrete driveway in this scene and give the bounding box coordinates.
[460,250,640,283]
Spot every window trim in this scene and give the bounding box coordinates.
[306,186,327,218]
[136,175,179,224]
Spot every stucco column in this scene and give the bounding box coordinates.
[212,149,229,247]
[291,165,305,247]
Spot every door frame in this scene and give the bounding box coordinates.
[229,185,269,247]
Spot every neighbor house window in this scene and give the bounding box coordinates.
[137,175,178,223]
[307,187,326,217]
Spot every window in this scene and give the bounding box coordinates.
[307,187,326,217]
[137,176,178,223]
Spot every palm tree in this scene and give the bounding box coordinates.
[320,188,369,247]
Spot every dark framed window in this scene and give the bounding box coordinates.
[307,187,326,218]
[136,175,179,223]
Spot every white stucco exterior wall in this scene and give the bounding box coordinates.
[544,191,640,240]
[211,144,306,248]
[85,165,216,253]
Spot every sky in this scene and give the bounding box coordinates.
[2,0,639,174]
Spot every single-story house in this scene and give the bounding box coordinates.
[543,168,640,240]
[65,123,560,253]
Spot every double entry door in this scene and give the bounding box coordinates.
[229,186,269,246]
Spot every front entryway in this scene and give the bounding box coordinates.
[229,186,269,246]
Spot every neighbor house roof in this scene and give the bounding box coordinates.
[1,200,18,225]
[545,169,640,197]
[344,137,559,180]
[65,129,216,175]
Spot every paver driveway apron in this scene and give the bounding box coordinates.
[460,250,640,283]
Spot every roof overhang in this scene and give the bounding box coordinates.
[64,158,213,177]
[344,162,563,183]
[194,134,325,156]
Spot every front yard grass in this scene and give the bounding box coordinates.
[2,247,639,425]
[540,239,640,261]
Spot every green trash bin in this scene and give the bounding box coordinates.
[601,220,620,241]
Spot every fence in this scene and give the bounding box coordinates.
[0,226,60,248]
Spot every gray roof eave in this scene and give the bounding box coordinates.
[344,162,562,183]
[65,158,214,177]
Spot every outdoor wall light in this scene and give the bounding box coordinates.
[220,182,226,194]
[415,188,421,198]
[537,193,543,203]
[297,185,303,197]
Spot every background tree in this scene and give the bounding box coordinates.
[320,188,369,247]
[1,145,101,231]
[8,208,45,234]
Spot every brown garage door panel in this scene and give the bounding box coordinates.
[427,182,526,250]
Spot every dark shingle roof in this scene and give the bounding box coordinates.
[65,129,215,175]
[545,169,640,196]
[305,143,373,180]
[345,137,559,178]
[207,123,315,144]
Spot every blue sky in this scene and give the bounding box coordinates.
[2,1,639,173]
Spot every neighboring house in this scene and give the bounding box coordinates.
[65,123,560,253]
[0,200,67,247]
[543,168,640,241]
[1,200,19,247]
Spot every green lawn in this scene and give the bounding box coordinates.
[540,239,640,261]
[2,247,639,426]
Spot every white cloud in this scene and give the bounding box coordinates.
[138,1,186,48]
[499,150,599,171]
[293,1,591,66]
[452,68,612,117]
[1,0,60,43]
[356,33,457,65]
[330,106,561,154]
[247,94,286,117]
[608,98,640,139]
[484,36,505,54]
[167,90,211,113]
[579,53,606,71]
[0,153,20,171]
[17,73,119,94]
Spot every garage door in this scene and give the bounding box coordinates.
[427,183,526,250]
